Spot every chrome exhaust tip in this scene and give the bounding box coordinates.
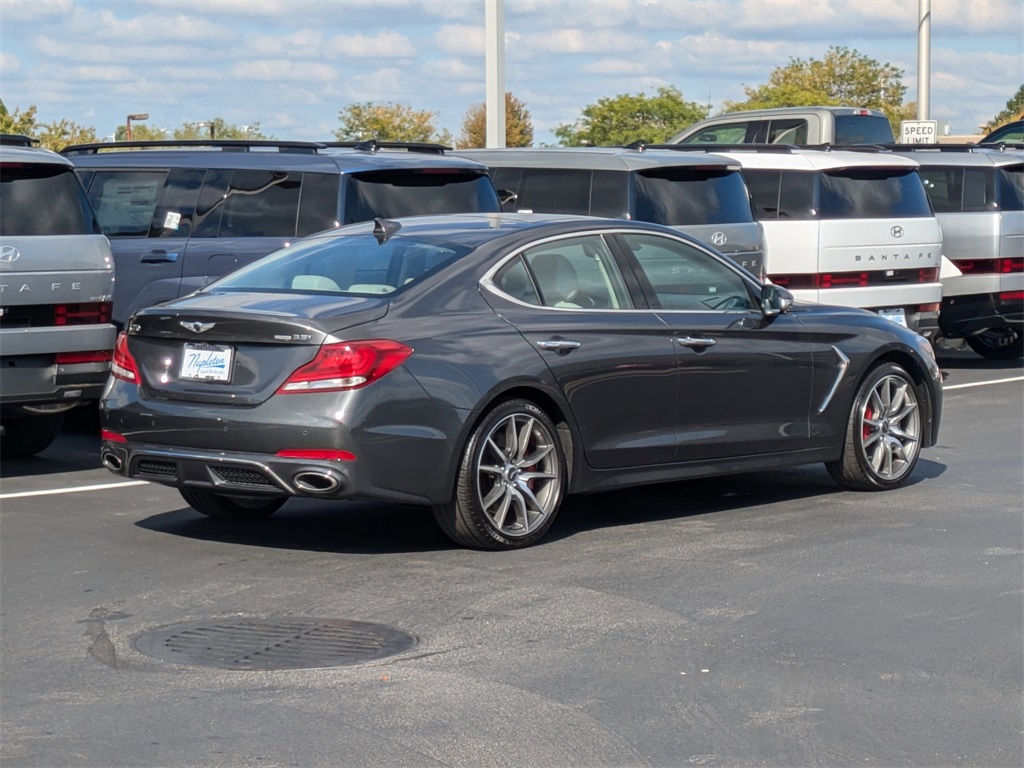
[101,451,124,472]
[293,470,340,494]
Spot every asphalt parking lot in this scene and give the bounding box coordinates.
[1,348,1021,768]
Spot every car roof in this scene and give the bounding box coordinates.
[661,146,922,171]
[694,106,888,120]
[877,145,1024,168]
[61,140,490,174]
[454,147,740,172]
[0,143,74,168]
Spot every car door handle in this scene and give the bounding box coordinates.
[536,339,581,351]
[140,250,179,263]
[676,335,717,348]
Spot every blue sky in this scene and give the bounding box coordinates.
[1,0,1021,145]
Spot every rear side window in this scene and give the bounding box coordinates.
[997,166,1024,212]
[920,167,996,213]
[511,168,593,215]
[767,119,808,144]
[819,168,933,219]
[343,169,498,224]
[743,169,818,220]
[204,170,302,238]
[634,168,754,226]
[0,163,99,236]
[833,115,896,144]
[680,123,754,144]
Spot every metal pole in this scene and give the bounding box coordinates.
[917,0,931,120]
[485,0,506,147]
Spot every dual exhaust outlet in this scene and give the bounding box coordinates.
[100,450,340,495]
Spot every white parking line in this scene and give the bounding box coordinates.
[944,375,1024,391]
[0,480,150,500]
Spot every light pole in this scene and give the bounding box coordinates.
[126,113,149,141]
[196,121,216,140]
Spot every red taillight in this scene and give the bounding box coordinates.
[101,429,127,443]
[55,302,112,325]
[276,449,356,462]
[277,340,413,394]
[55,350,112,365]
[999,291,1024,302]
[111,332,139,383]
[767,274,816,290]
[819,272,869,289]
[998,258,1024,274]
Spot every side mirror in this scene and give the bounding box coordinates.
[761,283,794,316]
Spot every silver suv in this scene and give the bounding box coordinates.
[0,135,116,458]
[668,106,895,146]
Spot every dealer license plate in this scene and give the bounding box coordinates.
[878,308,908,328]
[180,343,233,382]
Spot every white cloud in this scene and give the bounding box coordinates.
[328,31,414,59]
[233,59,339,82]
[435,25,485,56]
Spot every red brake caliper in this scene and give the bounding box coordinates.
[863,404,873,441]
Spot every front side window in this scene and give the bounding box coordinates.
[85,170,166,236]
[0,162,99,236]
[819,168,933,219]
[634,168,754,226]
[343,169,499,223]
[620,233,756,311]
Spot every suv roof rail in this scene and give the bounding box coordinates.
[637,143,797,154]
[323,140,452,155]
[0,134,39,147]
[60,139,328,156]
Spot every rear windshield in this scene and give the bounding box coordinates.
[634,168,754,225]
[0,162,99,236]
[833,115,896,144]
[343,169,499,224]
[208,233,470,295]
[819,168,933,219]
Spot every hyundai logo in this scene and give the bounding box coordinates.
[0,246,21,263]
[180,321,216,333]
[710,231,728,246]
[890,226,905,238]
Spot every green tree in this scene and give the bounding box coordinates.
[35,119,97,151]
[173,118,269,141]
[723,46,915,132]
[0,102,95,151]
[985,84,1024,131]
[458,92,534,148]
[0,102,39,138]
[114,122,171,142]
[554,86,708,146]
[335,101,452,145]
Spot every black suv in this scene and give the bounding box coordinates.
[62,140,501,326]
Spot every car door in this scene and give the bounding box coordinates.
[82,168,203,326]
[612,231,816,462]
[485,233,680,469]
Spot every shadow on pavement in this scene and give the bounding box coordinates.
[134,460,947,555]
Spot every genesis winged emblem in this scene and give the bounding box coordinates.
[180,321,216,333]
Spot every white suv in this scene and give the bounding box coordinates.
[652,145,943,338]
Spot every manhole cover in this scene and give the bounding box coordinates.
[135,618,417,670]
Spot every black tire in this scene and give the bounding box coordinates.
[826,362,923,491]
[965,327,1023,360]
[433,399,566,550]
[179,487,285,521]
[0,413,65,460]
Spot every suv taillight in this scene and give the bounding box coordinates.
[277,340,412,394]
[55,302,112,325]
[111,332,139,383]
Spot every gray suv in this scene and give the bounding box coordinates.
[0,135,116,458]
[63,140,501,326]
[456,146,765,276]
